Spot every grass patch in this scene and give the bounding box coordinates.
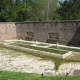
[0,43,5,50]
[36,43,48,46]
[49,46,80,52]
[11,43,67,54]
[0,71,80,80]
[12,41,33,45]
[13,41,48,46]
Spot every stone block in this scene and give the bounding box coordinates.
[43,69,56,76]
[69,69,80,76]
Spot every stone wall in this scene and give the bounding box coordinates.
[16,21,80,47]
[0,22,16,41]
[0,21,80,47]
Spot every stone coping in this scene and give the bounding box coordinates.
[0,20,80,24]
[4,39,80,50]
[3,40,73,59]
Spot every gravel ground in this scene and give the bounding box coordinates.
[0,49,54,74]
[56,62,80,75]
[0,49,80,76]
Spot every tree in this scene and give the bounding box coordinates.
[0,0,58,21]
[1,0,47,22]
[57,0,80,20]
[44,0,58,20]
[0,0,7,21]
[24,0,47,21]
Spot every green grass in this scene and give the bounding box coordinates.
[12,41,33,45]
[12,41,80,52]
[13,41,48,46]
[0,71,80,80]
[36,43,48,46]
[0,43,5,50]
[11,43,67,54]
[49,46,80,52]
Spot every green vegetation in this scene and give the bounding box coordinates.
[13,41,47,46]
[0,0,80,21]
[57,0,80,20]
[0,71,80,80]
[36,43,48,46]
[11,41,80,53]
[11,43,67,54]
[13,41,33,45]
[49,46,80,52]
[0,43,5,50]
[0,0,47,21]
[0,0,58,22]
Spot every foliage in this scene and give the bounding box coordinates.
[0,0,59,21]
[57,0,80,20]
[50,0,59,20]
[0,0,47,22]
[0,0,7,21]
[1,0,80,21]
[45,0,58,20]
